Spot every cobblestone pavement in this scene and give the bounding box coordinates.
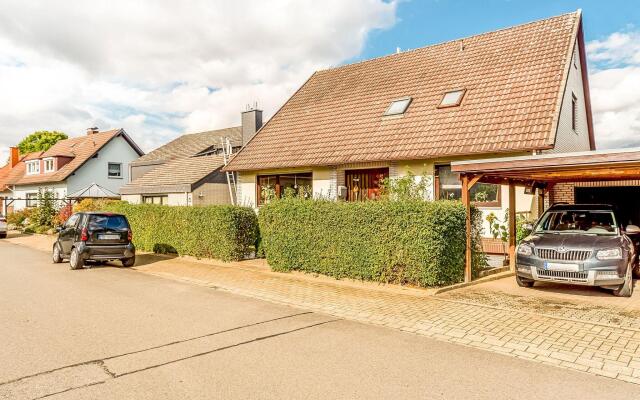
[128,255,640,385]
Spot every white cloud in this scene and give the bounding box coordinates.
[587,31,640,149]
[0,0,397,161]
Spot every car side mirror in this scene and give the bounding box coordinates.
[522,223,534,232]
[55,226,63,232]
[626,225,640,234]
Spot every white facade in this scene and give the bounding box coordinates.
[7,135,140,211]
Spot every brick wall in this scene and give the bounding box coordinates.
[548,180,640,206]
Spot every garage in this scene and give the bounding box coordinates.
[575,186,640,227]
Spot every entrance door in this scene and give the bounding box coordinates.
[575,186,640,227]
[345,168,389,201]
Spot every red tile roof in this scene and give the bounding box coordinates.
[226,11,583,171]
[4,129,142,186]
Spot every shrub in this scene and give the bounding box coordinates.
[258,198,486,287]
[73,198,118,213]
[32,189,57,228]
[103,202,258,262]
[53,204,73,227]
[7,208,34,226]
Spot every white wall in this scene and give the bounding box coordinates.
[548,42,591,153]
[9,182,67,211]
[67,135,141,194]
[236,172,257,208]
[168,192,190,206]
[121,194,142,204]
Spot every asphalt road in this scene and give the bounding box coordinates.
[1,241,639,399]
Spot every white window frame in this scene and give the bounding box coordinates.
[108,162,122,179]
[26,160,40,175]
[43,157,55,173]
[26,192,38,207]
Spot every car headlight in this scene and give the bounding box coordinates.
[517,243,533,256]
[596,248,622,260]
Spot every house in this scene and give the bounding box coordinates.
[224,11,594,240]
[0,128,143,213]
[120,109,262,206]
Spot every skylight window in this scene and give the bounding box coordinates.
[439,89,466,108]
[384,97,412,116]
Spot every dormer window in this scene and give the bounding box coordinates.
[43,158,55,173]
[26,160,40,175]
[384,97,412,116]
[438,89,466,108]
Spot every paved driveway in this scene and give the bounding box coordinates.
[2,240,640,399]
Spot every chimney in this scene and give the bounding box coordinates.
[241,106,263,146]
[86,126,99,135]
[9,147,19,168]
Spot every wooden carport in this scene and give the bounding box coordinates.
[451,148,640,282]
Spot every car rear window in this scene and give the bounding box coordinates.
[88,215,129,231]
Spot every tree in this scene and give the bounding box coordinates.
[18,131,68,154]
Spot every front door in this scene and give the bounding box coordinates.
[345,168,389,201]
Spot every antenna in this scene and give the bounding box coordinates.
[396,47,401,54]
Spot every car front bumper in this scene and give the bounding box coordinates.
[516,264,624,287]
[77,242,135,261]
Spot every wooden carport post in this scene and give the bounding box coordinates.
[508,181,516,272]
[462,175,472,283]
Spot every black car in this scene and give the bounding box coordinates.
[52,212,136,269]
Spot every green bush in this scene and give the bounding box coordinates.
[103,202,258,262]
[258,198,486,287]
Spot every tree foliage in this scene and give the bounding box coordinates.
[18,131,68,154]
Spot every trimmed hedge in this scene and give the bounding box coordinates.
[258,198,486,287]
[104,202,258,262]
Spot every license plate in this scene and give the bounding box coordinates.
[543,262,579,272]
[98,234,120,240]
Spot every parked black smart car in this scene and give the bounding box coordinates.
[52,212,135,269]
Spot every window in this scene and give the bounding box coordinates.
[26,160,40,175]
[88,214,129,230]
[108,162,122,178]
[43,158,55,173]
[143,195,168,205]
[435,165,500,206]
[571,93,578,132]
[257,173,312,205]
[26,192,38,207]
[65,214,80,228]
[384,97,412,116]
[438,89,466,108]
[344,168,389,201]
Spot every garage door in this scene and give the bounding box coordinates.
[575,186,640,227]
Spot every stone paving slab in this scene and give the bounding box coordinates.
[128,255,640,385]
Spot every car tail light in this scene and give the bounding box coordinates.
[127,229,132,241]
[80,227,88,242]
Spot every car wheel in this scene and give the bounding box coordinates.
[122,256,135,268]
[515,274,534,288]
[69,248,84,270]
[52,243,63,263]
[613,266,633,297]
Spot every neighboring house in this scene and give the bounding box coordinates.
[120,109,262,206]
[0,128,143,213]
[225,11,594,239]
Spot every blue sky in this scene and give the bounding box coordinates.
[0,0,639,161]
[361,0,640,64]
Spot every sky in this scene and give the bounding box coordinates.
[0,0,639,163]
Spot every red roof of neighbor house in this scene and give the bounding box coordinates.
[226,11,585,171]
[4,129,143,186]
[0,164,12,192]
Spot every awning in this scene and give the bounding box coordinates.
[67,183,120,199]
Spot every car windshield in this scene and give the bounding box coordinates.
[88,215,129,231]
[535,210,618,236]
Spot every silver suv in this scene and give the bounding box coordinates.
[516,204,639,297]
